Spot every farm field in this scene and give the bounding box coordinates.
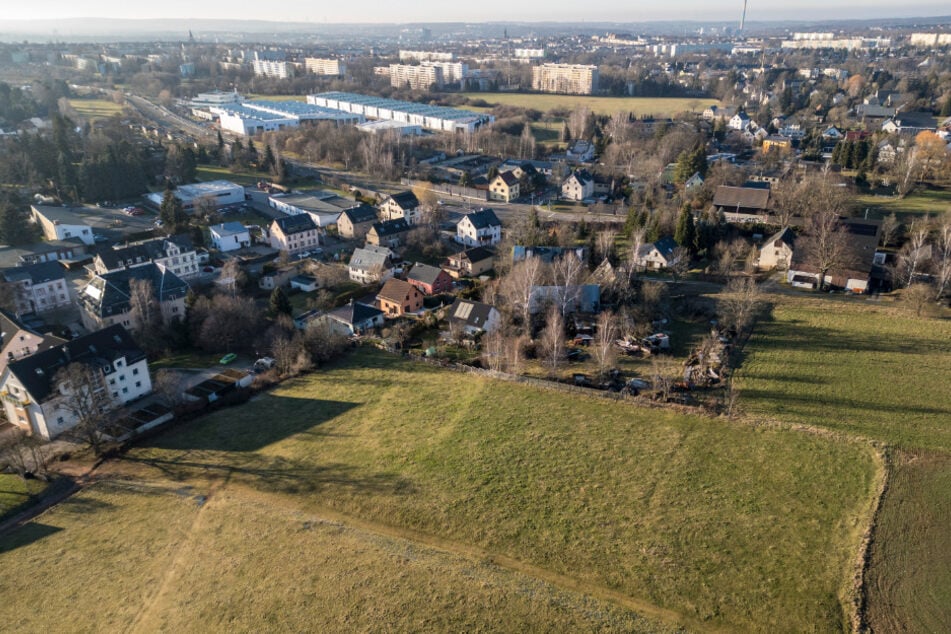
[0,348,879,631]
[67,98,127,120]
[738,294,951,630]
[460,93,718,117]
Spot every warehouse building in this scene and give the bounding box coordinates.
[306,91,494,133]
[211,100,364,135]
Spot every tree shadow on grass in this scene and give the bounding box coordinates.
[0,522,63,554]
[141,397,362,453]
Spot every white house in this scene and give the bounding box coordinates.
[633,236,681,270]
[456,209,502,247]
[561,170,594,201]
[94,235,199,280]
[210,222,251,252]
[1,261,72,316]
[348,247,394,284]
[379,191,422,225]
[0,324,151,440]
[30,205,94,245]
[728,112,752,130]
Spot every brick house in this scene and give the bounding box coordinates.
[377,278,423,317]
[407,263,453,295]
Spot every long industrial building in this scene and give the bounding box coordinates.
[531,63,599,95]
[211,100,364,135]
[306,92,494,133]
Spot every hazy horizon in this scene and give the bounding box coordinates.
[3,1,950,24]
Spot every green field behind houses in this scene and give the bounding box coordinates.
[854,188,951,220]
[737,295,951,631]
[67,98,127,121]
[460,93,719,117]
[0,348,878,632]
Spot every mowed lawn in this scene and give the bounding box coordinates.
[99,349,878,632]
[461,93,718,117]
[738,295,951,631]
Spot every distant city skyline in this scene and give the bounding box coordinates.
[3,1,950,23]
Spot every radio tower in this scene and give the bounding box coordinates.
[740,0,749,32]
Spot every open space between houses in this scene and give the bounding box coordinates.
[1,346,878,632]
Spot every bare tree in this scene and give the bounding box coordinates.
[0,429,48,479]
[592,310,618,379]
[903,283,934,317]
[53,363,116,456]
[627,227,647,278]
[595,229,617,263]
[218,258,245,296]
[153,369,189,409]
[802,210,853,291]
[894,217,932,288]
[719,277,764,337]
[272,334,312,377]
[932,216,951,300]
[669,246,691,282]
[499,256,544,329]
[538,306,565,377]
[129,278,162,334]
[879,213,900,248]
[551,253,587,316]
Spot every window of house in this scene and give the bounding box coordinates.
[122,387,128,394]
[135,381,141,388]
[57,416,64,424]
[112,391,118,398]
[132,368,139,376]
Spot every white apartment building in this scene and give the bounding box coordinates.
[252,59,296,79]
[304,57,346,76]
[1,262,71,315]
[531,64,599,95]
[909,33,951,47]
[514,49,546,59]
[30,205,94,246]
[399,50,454,62]
[388,64,444,90]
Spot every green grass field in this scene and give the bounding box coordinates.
[737,295,951,630]
[67,98,126,121]
[854,188,951,220]
[112,352,883,629]
[0,473,46,521]
[461,93,718,117]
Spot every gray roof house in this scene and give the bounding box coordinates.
[79,263,190,332]
[349,247,395,284]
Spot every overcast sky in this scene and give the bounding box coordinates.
[3,1,949,22]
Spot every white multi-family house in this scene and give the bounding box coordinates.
[456,209,502,247]
[1,261,72,315]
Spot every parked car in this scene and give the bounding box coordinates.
[219,353,238,365]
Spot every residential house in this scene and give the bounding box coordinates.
[377,278,423,317]
[380,191,422,225]
[270,215,320,255]
[561,170,594,201]
[366,218,412,249]
[407,263,453,295]
[0,324,150,440]
[444,247,495,278]
[348,247,394,284]
[528,284,601,315]
[337,204,379,240]
[786,218,882,292]
[0,239,87,268]
[512,245,586,264]
[446,298,501,335]
[289,275,320,292]
[702,105,736,122]
[0,309,66,375]
[882,111,937,136]
[565,140,596,163]
[489,171,520,202]
[258,261,302,290]
[728,112,751,130]
[762,136,793,153]
[78,263,189,332]
[757,227,796,270]
[633,236,681,270]
[1,261,71,315]
[711,184,772,223]
[320,300,385,336]
[456,209,502,247]
[684,172,704,194]
[210,222,251,252]
[30,205,94,245]
[94,235,199,280]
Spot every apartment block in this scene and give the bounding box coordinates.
[531,63,599,95]
[304,57,346,76]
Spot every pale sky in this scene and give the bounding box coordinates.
[3,1,949,23]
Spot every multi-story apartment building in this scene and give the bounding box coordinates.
[531,63,599,95]
[269,215,320,255]
[387,64,444,90]
[252,59,296,79]
[1,261,72,315]
[93,235,199,280]
[399,50,454,62]
[304,57,346,76]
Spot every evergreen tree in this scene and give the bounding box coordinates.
[269,287,293,317]
[0,193,37,246]
[674,205,696,252]
[941,95,951,118]
[262,144,276,172]
[159,187,187,232]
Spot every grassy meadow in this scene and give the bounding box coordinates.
[854,188,951,221]
[120,350,880,631]
[737,295,951,630]
[0,473,46,521]
[461,93,718,117]
[67,98,127,121]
